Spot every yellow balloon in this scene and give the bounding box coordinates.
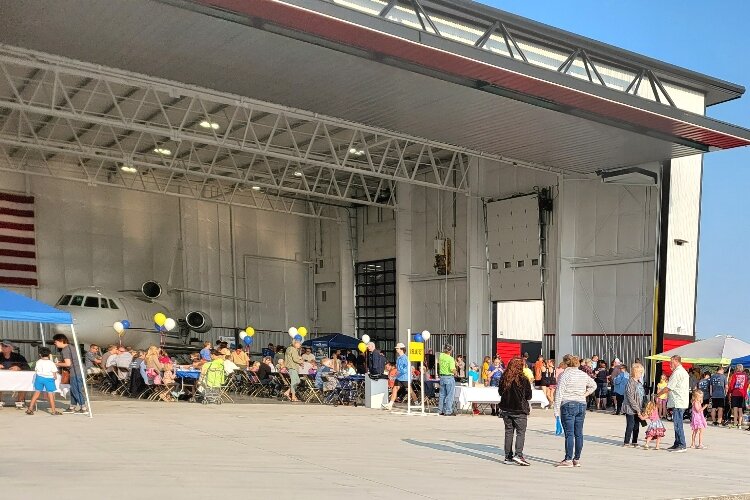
[154,312,166,327]
[298,326,308,337]
[358,342,366,353]
[245,326,255,337]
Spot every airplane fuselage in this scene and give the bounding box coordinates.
[53,286,175,349]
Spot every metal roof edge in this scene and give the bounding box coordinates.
[425,0,746,106]
[181,0,750,147]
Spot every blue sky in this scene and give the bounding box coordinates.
[483,1,750,339]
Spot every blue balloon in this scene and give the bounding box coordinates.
[294,334,303,342]
[244,336,253,346]
[414,333,424,343]
[121,320,130,329]
[154,323,161,331]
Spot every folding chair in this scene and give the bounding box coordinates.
[301,377,324,404]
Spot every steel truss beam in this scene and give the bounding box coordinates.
[0,47,485,218]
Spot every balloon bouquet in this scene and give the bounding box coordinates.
[112,313,177,346]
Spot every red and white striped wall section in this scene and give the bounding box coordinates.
[0,192,38,287]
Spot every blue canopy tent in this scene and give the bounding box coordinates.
[0,288,92,417]
[302,334,361,359]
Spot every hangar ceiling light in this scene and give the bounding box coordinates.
[199,120,220,130]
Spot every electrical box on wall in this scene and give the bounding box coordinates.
[433,237,451,275]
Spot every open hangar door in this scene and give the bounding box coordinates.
[486,193,550,361]
[1,0,749,359]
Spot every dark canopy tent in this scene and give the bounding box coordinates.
[302,334,361,358]
[0,288,92,417]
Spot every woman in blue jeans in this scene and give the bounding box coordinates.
[554,355,597,467]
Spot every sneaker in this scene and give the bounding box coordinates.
[555,460,574,468]
[513,455,530,466]
[572,460,581,467]
[381,402,393,410]
[0,402,4,407]
[503,457,515,465]
[15,402,25,410]
[63,407,78,414]
[439,412,445,416]
[672,447,687,453]
[76,409,88,414]
[665,445,679,451]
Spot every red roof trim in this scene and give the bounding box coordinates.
[198,0,750,150]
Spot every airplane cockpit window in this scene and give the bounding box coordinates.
[57,295,72,306]
[100,298,109,308]
[83,296,99,308]
[108,299,119,310]
[70,296,84,307]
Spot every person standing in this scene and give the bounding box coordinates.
[284,339,303,402]
[438,344,457,416]
[456,355,466,378]
[554,355,597,467]
[52,334,87,414]
[727,363,748,428]
[25,347,61,415]
[533,355,544,388]
[657,355,690,452]
[622,363,645,447]
[594,360,609,410]
[709,366,727,426]
[613,365,630,415]
[366,342,385,377]
[498,357,532,466]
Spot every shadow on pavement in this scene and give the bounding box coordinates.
[442,440,558,465]
[402,439,503,464]
[530,429,624,447]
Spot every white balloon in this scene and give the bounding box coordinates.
[288,327,298,338]
[113,321,124,334]
[361,334,370,344]
[421,330,431,341]
[239,331,247,339]
[164,318,177,331]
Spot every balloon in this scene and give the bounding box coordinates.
[154,312,167,327]
[164,318,176,331]
[121,320,130,329]
[414,333,424,343]
[288,327,298,338]
[154,323,161,331]
[245,326,255,337]
[294,334,303,342]
[361,334,370,344]
[358,342,367,353]
[243,336,252,346]
[422,330,431,341]
[113,321,124,333]
[298,326,308,337]
[239,331,247,340]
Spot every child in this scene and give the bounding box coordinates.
[656,375,668,418]
[26,347,60,415]
[641,400,665,450]
[690,389,708,449]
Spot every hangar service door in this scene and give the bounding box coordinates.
[486,194,545,351]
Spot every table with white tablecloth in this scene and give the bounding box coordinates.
[454,384,549,410]
[0,370,67,396]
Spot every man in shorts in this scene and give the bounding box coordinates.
[710,366,727,426]
[727,364,748,428]
[382,343,418,410]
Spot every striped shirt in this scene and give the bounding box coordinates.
[554,367,597,416]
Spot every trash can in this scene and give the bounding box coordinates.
[364,375,389,409]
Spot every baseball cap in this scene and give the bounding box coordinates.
[0,339,14,348]
[395,342,406,349]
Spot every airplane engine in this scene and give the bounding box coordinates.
[185,310,212,333]
[141,280,162,299]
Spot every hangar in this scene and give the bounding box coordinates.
[1,0,749,374]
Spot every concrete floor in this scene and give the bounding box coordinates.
[3,397,749,500]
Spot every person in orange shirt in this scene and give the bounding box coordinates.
[533,355,545,388]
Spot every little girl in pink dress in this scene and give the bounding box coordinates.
[690,389,708,449]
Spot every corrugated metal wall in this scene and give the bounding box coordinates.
[571,334,652,369]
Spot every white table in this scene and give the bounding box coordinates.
[0,371,67,396]
[454,384,550,409]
